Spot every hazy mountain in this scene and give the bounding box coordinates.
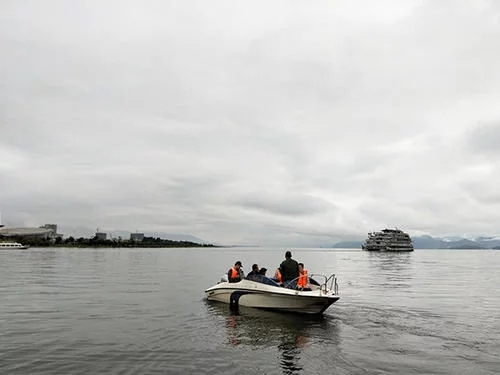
[332,241,364,249]
[412,235,448,249]
[148,233,207,244]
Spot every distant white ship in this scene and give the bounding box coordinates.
[362,228,414,252]
[0,242,29,250]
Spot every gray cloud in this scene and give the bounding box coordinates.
[234,191,334,216]
[467,122,500,156]
[1,0,500,245]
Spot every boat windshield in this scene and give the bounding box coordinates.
[246,275,281,287]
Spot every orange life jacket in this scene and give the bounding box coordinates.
[275,269,282,283]
[297,270,308,287]
[230,267,239,280]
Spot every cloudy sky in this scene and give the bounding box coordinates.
[1,0,499,246]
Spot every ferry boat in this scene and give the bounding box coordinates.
[0,242,29,249]
[362,228,414,252]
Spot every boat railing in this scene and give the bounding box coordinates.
[280,273,339,295]
[310,274,338,295]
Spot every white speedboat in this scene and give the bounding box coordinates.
[205,273,339,315]
[0,241,29,249]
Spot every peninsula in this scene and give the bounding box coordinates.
[2,235,215,248]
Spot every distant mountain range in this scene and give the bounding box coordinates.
[333,235,500,249]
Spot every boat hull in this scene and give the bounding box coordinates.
[364,247,413,252]
[205,280,339,315]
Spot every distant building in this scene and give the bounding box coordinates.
[0,215,61,240]
[40,224,57,234]
[95,232,107,241]
[0,224,58,239]
[130,233,145,242]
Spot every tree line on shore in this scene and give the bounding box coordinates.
[0,235,215,248]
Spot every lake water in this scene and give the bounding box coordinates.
[0,248,498,374]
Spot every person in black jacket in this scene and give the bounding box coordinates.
[246,264,260,279]
[279,250,299,285]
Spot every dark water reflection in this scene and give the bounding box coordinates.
[367,251,414,288]
[206,301,341,374]
[367,251,413,270]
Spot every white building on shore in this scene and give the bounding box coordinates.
[0,223,61,240]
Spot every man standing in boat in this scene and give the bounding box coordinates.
[228,261,244,283]
[279,251,299,286]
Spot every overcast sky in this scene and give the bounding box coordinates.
[1,0,500,246]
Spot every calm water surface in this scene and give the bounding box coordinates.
[0,248,498,374]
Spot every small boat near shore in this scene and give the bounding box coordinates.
[0,242,29,250]
[205,273,340,315]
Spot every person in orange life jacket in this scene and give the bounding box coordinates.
[297,263,309,290]
[228,261,244,283]
[274,268,283,285]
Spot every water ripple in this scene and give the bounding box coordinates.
[0,248,499,374]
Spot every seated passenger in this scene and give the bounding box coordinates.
[246,264,260,280]
[250,267,268,283]
[273,268,283,285]
[253,268,281,287]
[297,263,311,290]
[227,261,244,283]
